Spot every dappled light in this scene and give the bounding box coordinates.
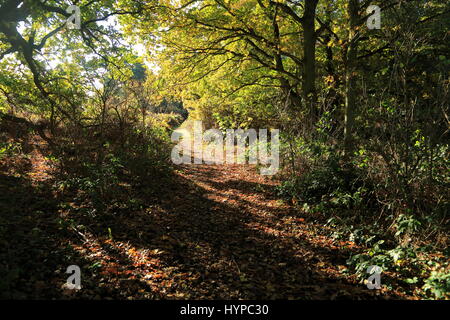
[0,0,448,302]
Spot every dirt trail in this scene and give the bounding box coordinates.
[1,138,392,299]
[147,163,383,299]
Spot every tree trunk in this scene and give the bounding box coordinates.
[302,0,319,120]
[343,0,359,156]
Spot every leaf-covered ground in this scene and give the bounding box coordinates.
[0,135,410,300]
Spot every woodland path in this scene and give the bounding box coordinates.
[0,138,394,299]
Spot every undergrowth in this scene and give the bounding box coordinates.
[277,140,449,299]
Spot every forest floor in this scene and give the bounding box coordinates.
[0,133,411,299]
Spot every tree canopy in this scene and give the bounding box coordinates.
[0,0,448,301]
